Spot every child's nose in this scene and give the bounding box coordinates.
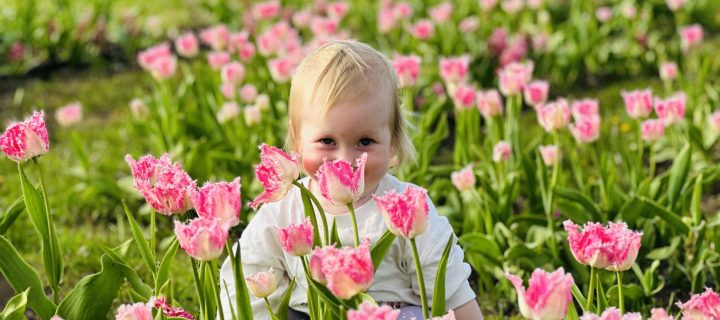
[336,148,360,164]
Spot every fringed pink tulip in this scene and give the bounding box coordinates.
[276,218,314,256]
[596,7,613,23]
[439,55,470,84]
[347,302,400,320]
[570,117,601,144]
[220,83,235,100]
[650,308,673,320]
[310,17,339,37]
[537,99,571,132]
[680,24,703,51]
[373,186,429,239]
[220,62,245,85]
[316,153,367,206]
[252,1,281,20]
[199,25,229,51]
[493,141,512,162]
[621,89,653,119]
[431,310,456,320]
[0,111,50,163]
[55,102,83,128]
[174,218,228,261]
[677,288,720,320]
[428,2,452,24]
[192,178,241,227]
[175,32,199,58]
[571,99,600,120]
[604,222,643,272]
[326,2,350,20]
[451,165,476,192]
[50,316,63,320]
[239,84,258,103]
[393,55,421,88]
[641,119,665,142]
[452,83,476,109]
[524,80,550,108]
[476,89,504,118]
[580,307,642,320]
[246,268,278,298]
[137,43,171,71]
[115,302,153,320]
[660,62,678,81]
[126,154,197,215]
[152,296,194,319]
[498,61,534,96]
[654,92,686,125]
[250,144,301,209]
[150,55,177,80]
[217,101,240,124]
[666,0,685,11]
[311,241,374,299]
[539,145,560,167]
[410,20,435,40]
[563,220,612,268]
[268,56,295,83]
[501,0,524,13]
[207,51,231,70]
[506,268,574,320]
[459,17,479,33]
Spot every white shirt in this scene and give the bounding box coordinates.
[219,174,476,319]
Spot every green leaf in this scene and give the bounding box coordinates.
[18,164,63,289]
[458,233,501,267]
[0,196,24,235]
[155,238,179,296]
[555,187,601,221]
[278,277,296,320]
[691,174,703,226]
[0,234,56,319]
[565,300,580,320]
[668,144,691,207]
[646,237,681,260]
[98,245,153,300]
[330,218,341,247]
[300,191,322,247]
[0,289,30,320]
[370,230,396,271]
[123,201,157,275]
[619,197,689,234]
[431,234,454,317]
[56,254,126,320]
[571,284,588,313]
[231,243,252,320]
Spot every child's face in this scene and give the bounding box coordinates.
[297,96,393,198]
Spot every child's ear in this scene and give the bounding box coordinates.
[388,154,399,169]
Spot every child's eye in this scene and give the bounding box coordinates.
[358,138,374,147]
[320,138,334,145]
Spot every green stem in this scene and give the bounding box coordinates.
[264,297,279,320]
[649,143,656,178]
[32,160,61,303]
[150,208,156,258]
[586,267,596,311]
[410,239,429,319]
[191,260,206,319]
[209,261,225,320]
[545,133,560,260]
[347,203,360,247]
[636,120,644,186]
[617,272,624,313]
[294,181,329,246]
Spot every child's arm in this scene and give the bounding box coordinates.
[453,299,484,319]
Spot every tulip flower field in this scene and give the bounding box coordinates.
[2,0,720,319]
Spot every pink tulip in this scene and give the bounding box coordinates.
[192,178,241,227]
[710,111,720,132]
[571,99,600,120]
[527,0,544,9]
[55,102,83,128]
[310,17,339,37]
[621,89,653,119]
[256,93,270,110]
[452,83,476,109]
[660,62,679,81]
[641,119,665,142]
[476,89,504,117]
[208,51,230,70]
[152,296,194,319]
[654,92,686,125]
[480,0,498,11]
[532,33,549,52]
[268,56,295,83]
[237,43,256,62]
[499,37,528,67]
[498,61,534,96]
[393,55,421,88]
[316,153,366,206]
[174,218,228,261]
[250,144,301,208]
[150,55,177,80]
[492,141,512,162]
[115,302,153,320]
[439,55,470,84]
[523,80,550,108]
[677,288,720,320]
[680,24,703,51]
[327,2,350,20]
[451,165,476,192]
[252,1,281,20]
[501,0,524,13]
[378,7,398,33]
[580,307,642,320]
[606,223,643,272]
[292,9,313,28]
[348,302,400,320]
[506,268,574,320]
[393,2,413,19]
[0,111,49,163]
[621,4,637,19]
[175,32,199,58]
[277,218,314,256]
[488,28,508,56]
[9,41,25,62]
[129,98,149,119]
[539,145,560,166]
[666,0,685,11]
[410,20,435,40]
[596,7,613,23]
[228,32,249,53]
[429,2,453,24]
[373,186,429,239]
[200,25,229,51]
[650,308,673,320]
[570,117,601,144]
[310,241,374,299]
[564,220,642,271]
[137,43,171,71]
[239,84,258,103]
[537,99,571,132]
[50,317,64,320]
[217,101,240,124]
[220,83,235,100]
[125,154,197,215]
[430,310,456,320]
[246,268,278,298]
[459,17,480,33]
[220,62,245,85]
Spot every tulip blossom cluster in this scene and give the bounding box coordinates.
[506,268,574,320]
[0,111,50,163]
[563,220,642,271]
[309,241,374,299]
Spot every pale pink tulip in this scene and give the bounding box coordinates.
[596,7,613,23]
[199,25,229,51]
[571,99,599,120]
[150,55,177,80]
[252,1,281,20]
[539,145,560,166]
[660,62,679,81]
[50,317,64,320]
[393,55,421,88]
[256,94,270,110]
[506,268,574,320]
[452,83,476,109]
[410,20,435,40]
[680,24,703,51]
[130,98,149,119]
[373,186,429,239]
[220,83,235,100]
[459,17,479,33]
[710,111,720,132]
[175,32,199,58]
[498,61,534,96]
[641,119,665,142]
[246,268,277,298]
[527,0,544,9]
[208,51,230,70]
[621,3,637,19]
[477,89,504,117]
[348,302,400,320]
[537,99,571,132]
[429,2,453,24]
[650,308,673,320]
[493,141,512,162]
[268,56,295,83]
[327,2,350,20]
[239,84,258,103]
[580,307,642,320]
[192,178,241,227]
[228,32,249,53]
[378,7,398,33]
[621,89,653,119]
[488,28,508,56]
[311,241,374,299]
[499,37,528,67]
[250,144,301,209]
[480,0,498,11]
[451,165,476,192]
[137,43,171,71]
[115,302,152,320]
[1,112,49,163]
[677,288,720,320]
[217,101,240,124]
[55,102,82,128]
[524,80,550,108]
[439,55,470,84]
[277,218,314,256]
[501,0,524,13]
[220,62,245,85]
[654,92,686,125]
[238,43,256,62]
[292,9,313,28]
[570,117,601,143]
[316,153,367,206]
[310,17,339,37]
[125,154,197,215]
[174,218,228,261]
[667,0,685,11]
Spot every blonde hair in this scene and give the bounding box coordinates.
[286,40,415,166]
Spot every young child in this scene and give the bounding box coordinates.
[219,40,483,320]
